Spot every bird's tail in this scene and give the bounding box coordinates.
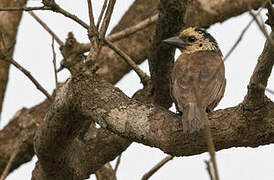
[182,103,204,133]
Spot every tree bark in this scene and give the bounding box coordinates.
[0,0,27,117]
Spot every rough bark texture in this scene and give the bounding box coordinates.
[0,0,272,178]
[244,32,274,109]
[41,64,272,158]
[184,0,267,27]
[0,100,50,175]
[0,0,27,117]
[95,163,117,180]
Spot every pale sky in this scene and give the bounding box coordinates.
[1,1,274,179]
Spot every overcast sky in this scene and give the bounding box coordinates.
[1,1,274,180]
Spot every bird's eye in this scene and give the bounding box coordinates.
[188,36,196,43]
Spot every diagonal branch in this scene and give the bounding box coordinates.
[104,39,150,86]
[244,29,274,108]
[141,155,173,180]
[99,0,116,39]
[96,0,108,29]
[0,57,52,101]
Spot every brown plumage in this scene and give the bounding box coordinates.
[164,27,226,133]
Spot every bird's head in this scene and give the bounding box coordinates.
[163,27,220,54]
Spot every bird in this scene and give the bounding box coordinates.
[163,27,226,133]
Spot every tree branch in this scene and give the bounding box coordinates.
[0,6,50,11]
[244,33,274,109]
[35,72,274,161]
[141,155,173,180]
[0,0,28,118]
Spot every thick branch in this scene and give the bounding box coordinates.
[32,97,129,179]
[245,31,274,109]
[184,0,268,27]
[44,73,274,158]
[0,100,50,175]
[0,0,27,117]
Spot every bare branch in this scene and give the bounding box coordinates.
[249,10,274,46]
[95,163,117,180]
[51,37,58,88]
[0,6,50,11]
[28,11,64,46]
[85,0,100,69]
[141,155,173,180]
[99,0,116,39]
[42,0,89,29]
[205,160,214,180]
[104,38,150,85]
[87,0,96,32]
[107,14,158,42]
[245,31,274,108]
[77,13,159,54]
[1,58,53,101]
[0,149,19,180]
[114,154,122,174]
[96,0,108,29]
[223,7,265,61]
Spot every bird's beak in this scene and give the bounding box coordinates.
[163,36,186,48]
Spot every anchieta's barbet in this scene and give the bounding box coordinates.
[164,27,226,133]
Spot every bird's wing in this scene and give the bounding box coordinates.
[171,51,225,112]
[197,51,226,111]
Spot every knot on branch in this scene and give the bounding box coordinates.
[42,0,58,12]
[59,32,87,75]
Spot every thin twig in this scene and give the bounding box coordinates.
[114,154,122,174]
[28,11,64,46]
[266,87,274,95]
[0,149,20,180]
[96,0,108,29]
[51,37,58,88]
[205,160,214,180]
[14,0,64,46]
[223,18,254,61]
[258,84,274,95]
[141,155,173,180]
[87,0,96,32]
[77,14,159,54]
[107,14,158,42]
[85,0,100,69]
[0,6,50,11]
[0,30,52,101]
[3,58,53,101]
[249,10,274,46]
[191,80,219,180]
[223,7,265,61]
[99,0,116,39]
[42,1,89,29]
[104,38,150,85]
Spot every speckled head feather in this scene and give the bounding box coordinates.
[178,27,221,54]
[193,28,219,49]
